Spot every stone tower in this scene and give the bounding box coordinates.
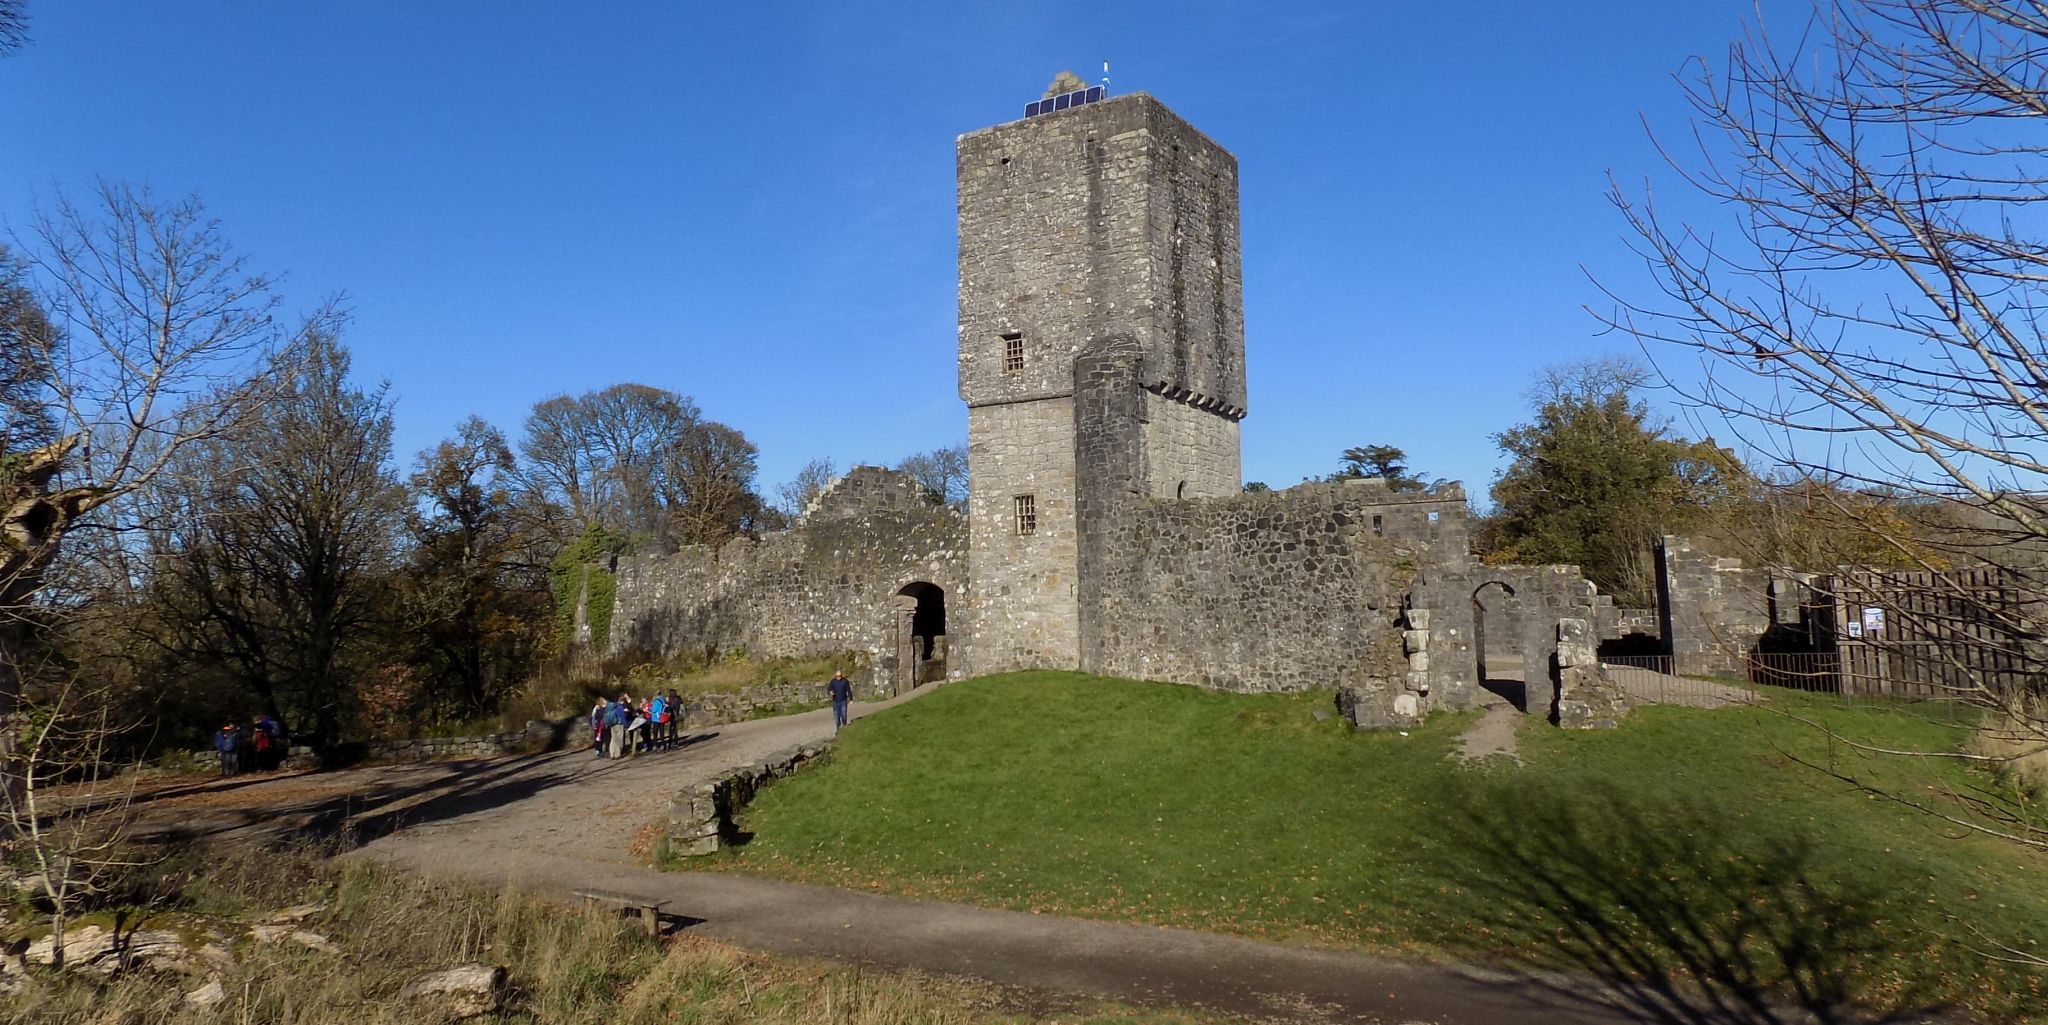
[955,82,1248,673]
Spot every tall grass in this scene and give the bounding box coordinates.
[1,845,1214,1024]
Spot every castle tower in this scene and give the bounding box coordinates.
[956,80,1247,673]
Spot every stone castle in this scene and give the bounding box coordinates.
[582,79,1813,729]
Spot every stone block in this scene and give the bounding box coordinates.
[1405,608,1431,630]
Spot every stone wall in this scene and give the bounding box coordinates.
[1656,535,1771,676]
[667,740,829,857]
[962,399,1080,674]
[601,467,967,691]
[1073,338,1471,697]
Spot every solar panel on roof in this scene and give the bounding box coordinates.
[1024,100,1042,117]
[1086,86,1103,103]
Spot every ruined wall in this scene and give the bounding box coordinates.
[1412,564,1608,719]
[603,468,967,685]
[1072,337,1468,696]
[1656,535,1771,676]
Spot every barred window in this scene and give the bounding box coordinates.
[1014,494,1037,535]
[1002,332,1025,372]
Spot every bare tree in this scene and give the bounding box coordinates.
[0,674,150,972]
[895,444,968,509]
[661,420,766,546]
[3,184,316,792]
[1605,0,2048,879]
[516,384,701,544]
[143,334,402,748]
[774,457,839,518]
[0,0,27,56]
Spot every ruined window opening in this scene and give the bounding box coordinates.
[1371,515,1383,536]
[1176,481,1187,499]
[1427,510,1440,522]
[1002,332,1025,373]
[1014,494,1037,535]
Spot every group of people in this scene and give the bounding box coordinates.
[589,689,685,760]
[213,713,287,776]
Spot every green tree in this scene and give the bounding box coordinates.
[1484,357,1742,604]
[398,416,547,721]
[1337,445,1426,490]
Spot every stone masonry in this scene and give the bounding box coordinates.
[585,79,1660,731]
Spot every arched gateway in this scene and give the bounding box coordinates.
[889,582,947,694]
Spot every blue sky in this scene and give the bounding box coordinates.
[0,1,1770,503]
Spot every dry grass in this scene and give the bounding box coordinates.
[1974,709,2048,790]
[0,845,1208,1025]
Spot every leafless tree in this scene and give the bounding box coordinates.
[2,184,317,794]
[1604,0,2048,885]
[774,457,839,519]
[896,445,968,509]
[141,334,402,748]
[660,420,765,546]
[0,672,151,972]
[0,0,27,56]
[516,384,699,544]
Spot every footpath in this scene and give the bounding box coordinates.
[129,690,1756,1024]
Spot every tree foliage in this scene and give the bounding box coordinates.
[1336,445,1427,490]
[1484,358,1743,604]
[398,416,547,721]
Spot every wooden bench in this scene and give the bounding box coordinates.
[572,889,670,936]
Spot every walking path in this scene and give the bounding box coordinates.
[126,687,1815,1024]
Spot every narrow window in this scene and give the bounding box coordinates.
[1002,332,1025,373]
[1014,494,1037,535]
[1371,514,1384,536]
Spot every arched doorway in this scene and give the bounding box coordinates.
[892,582,947,694]
[1472,580,1526,711]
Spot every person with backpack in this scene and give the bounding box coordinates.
[648,692,667,752]
[252,713,286,771]
[666,688,683,748]
[604,695,630,759]
[588,697,608,758]
[213,722,242,777]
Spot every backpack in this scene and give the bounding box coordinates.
[254,731,272,753]
[605,701,627,727]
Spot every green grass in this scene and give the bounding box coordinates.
[713,672,2048,1022]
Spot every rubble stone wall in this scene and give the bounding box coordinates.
[603,467,967,685]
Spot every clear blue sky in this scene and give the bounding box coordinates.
[0,1,1771,502]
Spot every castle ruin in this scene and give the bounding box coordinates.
[585,81,1687,729]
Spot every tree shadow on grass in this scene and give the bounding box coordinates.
[1415,779,1955,1025]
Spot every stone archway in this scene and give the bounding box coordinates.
[1472,580,1525,711]
[891,582,947,694]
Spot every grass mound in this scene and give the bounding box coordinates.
[716,672,2048,1022]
